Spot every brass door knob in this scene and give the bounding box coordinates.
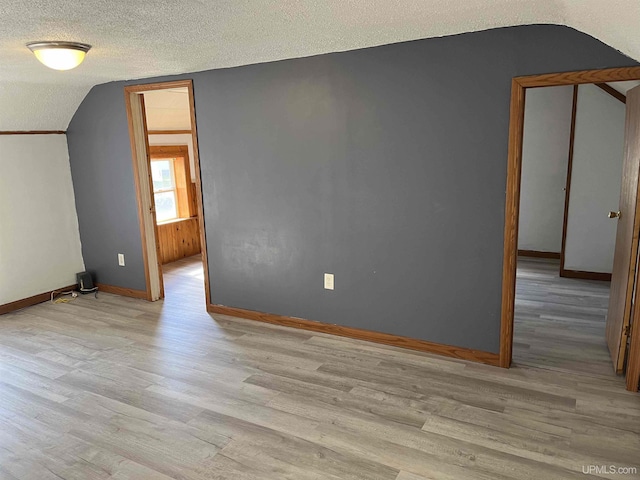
[608,211,621,219]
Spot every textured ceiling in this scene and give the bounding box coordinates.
[1,0,638,130]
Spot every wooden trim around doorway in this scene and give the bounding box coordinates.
[147,129,192,135]
[186,83,211,307]
[124,91,154,301]
[500,66,640,392]
[499,77,526,368]
[559,85,579,277]
[124,79,211,307]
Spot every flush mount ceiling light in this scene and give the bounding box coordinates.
[26,41,91,70]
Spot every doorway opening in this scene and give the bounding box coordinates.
[501,67,640,392]
[124,80,210,309]
[516,81,629,376]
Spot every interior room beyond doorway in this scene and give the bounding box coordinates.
[514,80,638,379]
[143,86,204,301]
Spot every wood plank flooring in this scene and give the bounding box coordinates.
[0,255,638,479]
[514,258,615,376]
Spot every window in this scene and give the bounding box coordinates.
[151,158,178,222]
[148,145,195,222]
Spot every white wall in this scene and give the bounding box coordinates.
[518,86,574,252]
[0,135,85,304]
[564,84,625,273]
[143,89,191,131]
[147,134,196,182]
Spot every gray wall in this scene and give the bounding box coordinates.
[67,83,147,289]
[67,25,636,354]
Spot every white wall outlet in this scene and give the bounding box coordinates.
[324,273,334,290]
[118,253,125,266]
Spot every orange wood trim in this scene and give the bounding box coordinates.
[149,145,189,156]
[208,304,501,366]
[124,89,154,301]
[175,155,192,218]
[515,67,640,88]
[124,80,193,93]
[499,78,526,368]
[559,85,579,274]
[187,82,212,307]
[147,130,192,135]
[95,283,148,299]
[189,182,198,217]
[517,250,561,260]
[0,285,77,315]
[559,270,612,281]
[0,130,66,135]
[595,83,627,104]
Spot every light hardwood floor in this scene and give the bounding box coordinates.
[0,255,638,479]
[514,258,615,376]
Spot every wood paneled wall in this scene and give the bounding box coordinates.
[157,216,201,264]
[189,182,198,217]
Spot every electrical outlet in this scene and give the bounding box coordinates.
[118,253,125,266]
[324,273,334,290]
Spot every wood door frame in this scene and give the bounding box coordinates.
[500,67,640,392]
[124,79,211,307]
[558,85,579,279]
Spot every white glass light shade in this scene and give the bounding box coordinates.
[27,42,91,70]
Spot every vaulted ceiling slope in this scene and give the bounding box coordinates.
[1,0,638,131]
